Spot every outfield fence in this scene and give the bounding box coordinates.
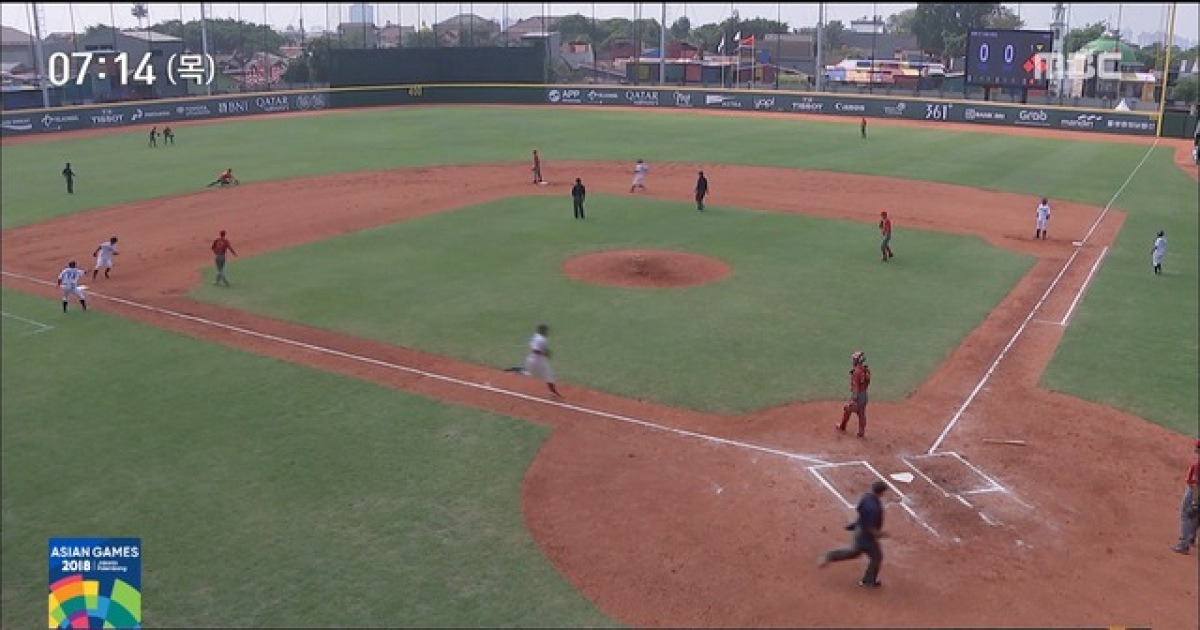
[3,83,1192,139]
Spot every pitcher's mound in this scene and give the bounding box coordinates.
[562,249,731,289]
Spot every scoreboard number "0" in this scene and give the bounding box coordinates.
[978,44,1017,64]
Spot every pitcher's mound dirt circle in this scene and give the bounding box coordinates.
[562,249,731,289]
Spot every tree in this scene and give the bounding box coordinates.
[1064,21,1108,55]
[407,29,440,48]
[669,16,691,41]
[910,3,1001,62]
[131,3,148,30]
[823,20,846,52]
[556,14,599,43]
[281,57,309,83]
[692,23,723,51]
[985,6,1024,30]
[886,9,917,36]
[149,18,287,55]
[303,37,333,82]
[1170,73,1197,103]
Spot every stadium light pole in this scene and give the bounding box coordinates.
[1154,2,1177,138]
[815,2,824,91]
[30,3,49,109]
[659,2,666,86]
[200,2,212,95]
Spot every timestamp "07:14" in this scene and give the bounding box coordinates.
[45,51,214,88]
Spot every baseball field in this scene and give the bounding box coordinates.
[2,103,1197,627]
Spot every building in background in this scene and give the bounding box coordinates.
[348,4,375,25]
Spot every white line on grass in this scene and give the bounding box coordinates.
[1,310,55,335]
[1,271,831,466]
[927,141,1159,455]
[1060,246,1109,326]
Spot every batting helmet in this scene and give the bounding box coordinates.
[851,351,865,365]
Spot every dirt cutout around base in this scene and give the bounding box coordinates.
[3,122,1197,628]
[563,249,730,289]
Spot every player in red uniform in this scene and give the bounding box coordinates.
[879,211,894,261]
[210,230,238,286]
[837,351,872,438]
[207,168,239,188]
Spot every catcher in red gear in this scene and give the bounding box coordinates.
[837,351,872,438]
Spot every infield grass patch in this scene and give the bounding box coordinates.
[191,195,1032,414]
[0,288,615,628]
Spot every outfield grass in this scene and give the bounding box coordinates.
[1,106,1194,427]
[189,194,1032,413]
[1042,153,1199,434]
[0,289,615,628]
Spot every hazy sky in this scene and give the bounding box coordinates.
[2,3,1196,45]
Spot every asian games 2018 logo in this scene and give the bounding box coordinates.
[48,538,141,629]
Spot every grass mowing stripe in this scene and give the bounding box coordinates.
[0,288,616,628]
[2,270,831,467]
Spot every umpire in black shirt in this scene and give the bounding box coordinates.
[819,480,888,587]
[571,178,586,219]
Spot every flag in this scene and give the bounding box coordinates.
[733,31,741,45]
[717,35,725,54]
[740,35,755,48]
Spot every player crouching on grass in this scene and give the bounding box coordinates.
[207,167,239,188]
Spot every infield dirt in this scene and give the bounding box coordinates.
[3,115,1196,628]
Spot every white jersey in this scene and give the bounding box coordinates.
[1152,236,1167,260]
[1036,203,1050,221]
[527,333,549,357]
[58,267,85,287]
[635,163,649,177]
[96,241,117,259]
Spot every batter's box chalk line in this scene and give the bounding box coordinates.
[903,452,1033,510]
[1,310,55,336]
[807,460,941,539]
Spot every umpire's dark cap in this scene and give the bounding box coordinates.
[871,481,889,494]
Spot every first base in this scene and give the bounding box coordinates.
[1072,241,1083,247]
[78,285,89,290]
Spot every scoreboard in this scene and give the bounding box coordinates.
[965,29,1054,88]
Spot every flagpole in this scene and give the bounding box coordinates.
[719,33,726,87]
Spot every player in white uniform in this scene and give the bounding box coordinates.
[56,260,88,312]
[630,159,649,193]
[92,236,119,279]
[1034,198,1051,240]
[506,324,563,399]
[1151,230,1167,275]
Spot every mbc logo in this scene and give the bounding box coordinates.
[1032,52,1124,81]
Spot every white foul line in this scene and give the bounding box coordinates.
[1060,246,1109,326]
[1,270,831,466]
[1,310,55,335]
[927,141,1159,455]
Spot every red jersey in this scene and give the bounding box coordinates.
[211,237,235,256]
[880,217,892,237]
[1187,458,1198,486]
[851,364,871,395]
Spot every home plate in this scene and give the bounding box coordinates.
[889,472,915,483]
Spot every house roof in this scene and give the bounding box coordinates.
[507,16,568,34]
[121,29,183,43]
[435,14,499,31]
[839,32,920,56]
[1,25,33,45]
